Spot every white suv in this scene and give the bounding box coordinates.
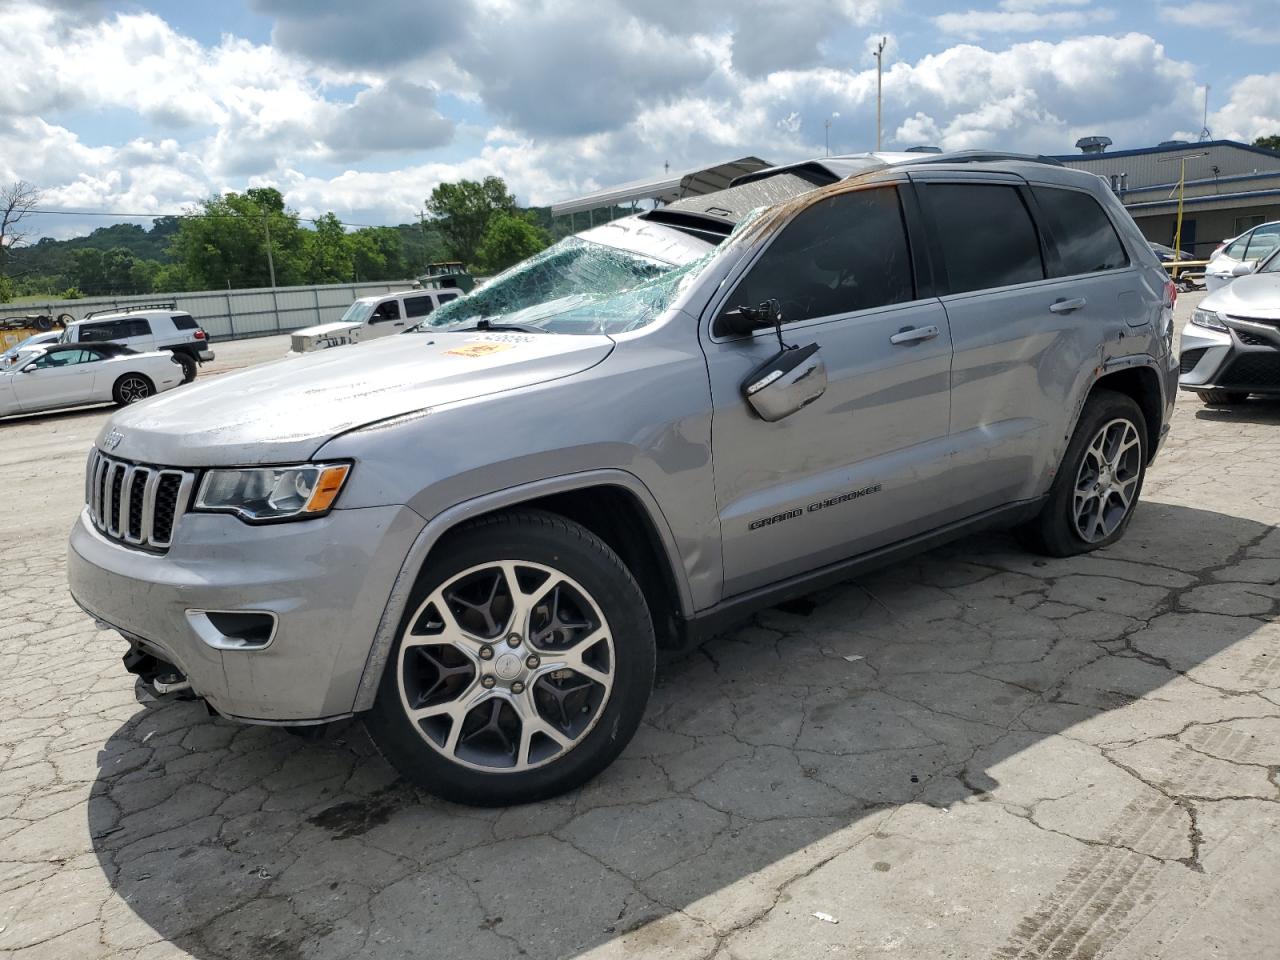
[61,304,214,382]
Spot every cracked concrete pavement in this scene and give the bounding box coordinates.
[2,299,1279,959]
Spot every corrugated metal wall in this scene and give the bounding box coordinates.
[0,280,416,340]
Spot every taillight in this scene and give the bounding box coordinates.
[1164,280,1178,309]
[194,330,206,340]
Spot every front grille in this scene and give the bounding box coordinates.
[1237,330,1272,347]
[1179,349,1206,374]
[86,450,195,551]
[1220,354,1280,390]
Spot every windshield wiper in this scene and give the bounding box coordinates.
[452,318,548,334]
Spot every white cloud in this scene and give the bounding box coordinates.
[935,0,1114,40]
[1160,2,1280,45]
[1194,74,1280,143]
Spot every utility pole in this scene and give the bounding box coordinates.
[262,215,277,288]
[1198,85,1212,142]
[873,36,887,152]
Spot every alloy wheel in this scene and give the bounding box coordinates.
[396,560,615,772]
[1073,418,1142,543]
[119,377,151,403]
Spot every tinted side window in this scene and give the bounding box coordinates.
[171,313,198,330]
[721,187,914,326]
[1031,187,1129,277]
[124,319,152,337]
[437,293,458,304]
[403,296,434,319]
[79,322,118,342]
[924,184,1045,294]
[1245,224,1280,261]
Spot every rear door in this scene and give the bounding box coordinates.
[912,173,1134,516]
[401,294,436,331]
[703,182,956,597]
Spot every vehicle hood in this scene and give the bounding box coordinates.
[99,331,614,466]
[1202,273,1280,319]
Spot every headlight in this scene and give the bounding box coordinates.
[1191,309,1227,331]
[195,463,351,522]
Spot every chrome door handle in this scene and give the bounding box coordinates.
[1049,297,1087,314]
[889,324,940,345]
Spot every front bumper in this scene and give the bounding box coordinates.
[1179,318,1280,396]
[68,503,425,722]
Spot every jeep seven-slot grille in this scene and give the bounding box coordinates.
[86,450,195,551]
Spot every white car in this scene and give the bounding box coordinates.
[1,343,183,418]
[0,330,61,362]
[1205,220,1280,292]
[289,288,462,354]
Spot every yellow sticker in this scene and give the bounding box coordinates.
[445,342,516,358]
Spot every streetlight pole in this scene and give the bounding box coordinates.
[873,36,887,152]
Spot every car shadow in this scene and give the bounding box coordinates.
[1193,397,1280,425]
[87,501,1278,959]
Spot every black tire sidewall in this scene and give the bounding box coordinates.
[365,511,656,806]
[177,354,197,383]
[1033,390,1147,557]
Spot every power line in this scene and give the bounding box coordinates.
[26,208,402,230]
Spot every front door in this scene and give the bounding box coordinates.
[13,349,100,410]
[703,184,955,598]
[362,299,406,340]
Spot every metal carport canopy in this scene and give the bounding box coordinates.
[550,156,772,217]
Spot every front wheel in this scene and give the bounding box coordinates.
[112,374,154,406]
[364,510,656,806]
[1020,389,1147,557]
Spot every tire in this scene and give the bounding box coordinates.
[33,315,53,331]
[1020,389,1148,557]
[364,509,656,806]
[1200,389,1248,406]
[175,353,197,383]
[112,374,154,406]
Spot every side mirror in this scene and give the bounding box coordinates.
[1232,261,1256,277]
[741,343,827,422]
[717,301,777,338]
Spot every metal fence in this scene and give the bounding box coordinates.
[0,280,417,341]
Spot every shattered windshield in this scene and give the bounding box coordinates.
[412,235,703,335]
[338,301,375,325]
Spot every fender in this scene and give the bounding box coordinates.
[1061,351,1169,466]
[350,468,694,712]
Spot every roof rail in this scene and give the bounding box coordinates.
[83,301,178,320]
[902,150,1065,168]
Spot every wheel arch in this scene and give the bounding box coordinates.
[352,470,692,712]
[1088,361,1165,462]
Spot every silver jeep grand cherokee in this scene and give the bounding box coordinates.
[68,152,1178,805]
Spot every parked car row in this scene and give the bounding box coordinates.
[1204,220,1280,292]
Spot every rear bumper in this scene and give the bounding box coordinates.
[67,503,425,722]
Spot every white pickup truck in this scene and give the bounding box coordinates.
[290,288,462,354]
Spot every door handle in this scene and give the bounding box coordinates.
[394,322,405,327]
[889,324,940,346]
[1049,297,1087,314]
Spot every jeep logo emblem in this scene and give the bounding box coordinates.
[103,430,124,451]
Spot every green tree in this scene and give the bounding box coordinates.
[170,187,306,289]
[475,212,551,273]
[1255,135,1280,153]
[304,213,354,284]
[425,176,518,267]
[0,273,13,303]
[153,262,192,293]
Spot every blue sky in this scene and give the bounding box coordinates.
[2,0,1277,239]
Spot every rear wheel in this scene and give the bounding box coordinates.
[112,374,154,405]
[175,353,197,383]
[1020,390,1147,557]
[365,510,656,806]
[1200,389,1248,406]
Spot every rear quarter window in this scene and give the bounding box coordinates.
[170,313,198,330]
[1031,187,1129,277]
